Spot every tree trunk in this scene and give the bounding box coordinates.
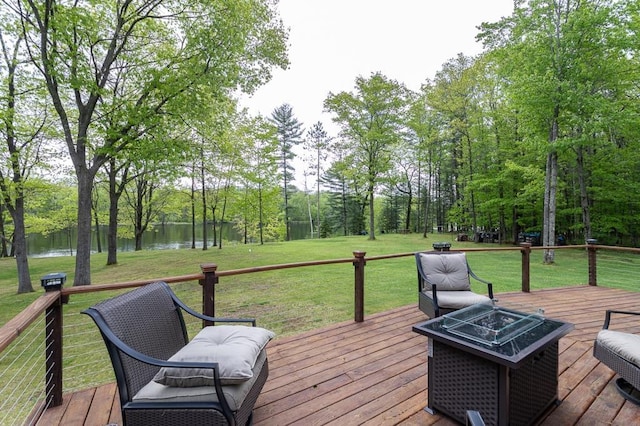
[75,170,94,285]
[0,173,33,292]
[342,180,348,236]
[0,204,8,257]
[405,190,412,232]
[305,177,314,238]
[465,133,478,234]
[218,184,229,249]
[416,160,422,234]
[423,151,433,238]
[12,197,33,293]
[316,150,321,238]
[283,154,291,241]
[93,206,102,253]
[107,197,118,265]
[134,184,144,251]
[200,153,208,250]
[576,145,592,241]
[543,150,558,264]
[106,163,120,265]
[543,103,560,263]
[211,205,217,246]
[191,172,196,249]
[259,184,264,245]
[512,204,519,244]
[368,183,376,240]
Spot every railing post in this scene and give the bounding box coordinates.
[520,242,531,292]
[587,239,598,286]
[353,251,366,323]
[41,273,67,408]
[44,291,64,407]
[200,263,218,326]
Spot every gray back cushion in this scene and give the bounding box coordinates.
[91,282,188,397]
[419,252,471,291]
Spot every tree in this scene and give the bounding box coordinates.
[426,54,487,236]
[387,143,419,233]
[0,17,55,292]
[407,89,436,236]
[104,157,133,264]
[234,114,280,244]
[324,72,409,240]
[304,122,331,237]
[478,0,638,261]
[322,140,369,237]
[270,103,304,241]
[122,160,170,251]
[102,117,191,262]
[14,0,288,284]
[0,203,8,257]
[187,100,236,250]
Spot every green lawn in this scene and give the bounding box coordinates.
[1,234,635,425]
[0,233,602,335]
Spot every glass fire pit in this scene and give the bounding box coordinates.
[442,303,545,347]
[413,303,574,425]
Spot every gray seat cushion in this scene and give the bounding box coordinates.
[597,329,640,367]
[154,325,274,386]
[423,290,491,309]
[134,349,267,411]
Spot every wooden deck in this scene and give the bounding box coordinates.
[38,286,640,425]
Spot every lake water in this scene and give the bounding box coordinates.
[26,222,314,258]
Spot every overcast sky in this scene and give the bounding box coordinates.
[241,0,515,133]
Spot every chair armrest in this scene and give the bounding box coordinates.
[469,270,494,299]
[83,307,234,418]
[170,291,256,326]
[430,283,439,304]
[603,309,640,329]
[469,269,492,286]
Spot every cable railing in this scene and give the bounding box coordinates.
[0,313,47,425]
[0,243,638,424]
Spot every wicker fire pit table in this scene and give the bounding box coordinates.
[412,303,574,426]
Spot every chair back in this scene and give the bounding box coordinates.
[416,251,471,291]
[83,282,189,403]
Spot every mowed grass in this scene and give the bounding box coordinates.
[2,234,638,425]
[0,233,602,336]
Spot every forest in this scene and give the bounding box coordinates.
[1,0,640,292]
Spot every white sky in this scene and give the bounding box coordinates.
[239,0,515,185]
[242,0,514,129]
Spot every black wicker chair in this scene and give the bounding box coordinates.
[416,251,494,318]
[593,310,640,405]
[83,281,271,426]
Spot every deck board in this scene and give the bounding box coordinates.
[38,285,640,425]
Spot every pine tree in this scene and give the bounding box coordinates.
[270,104,304,241]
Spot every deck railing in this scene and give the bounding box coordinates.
[0,242,636,424]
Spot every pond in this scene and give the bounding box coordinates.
[25,222,314,258]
